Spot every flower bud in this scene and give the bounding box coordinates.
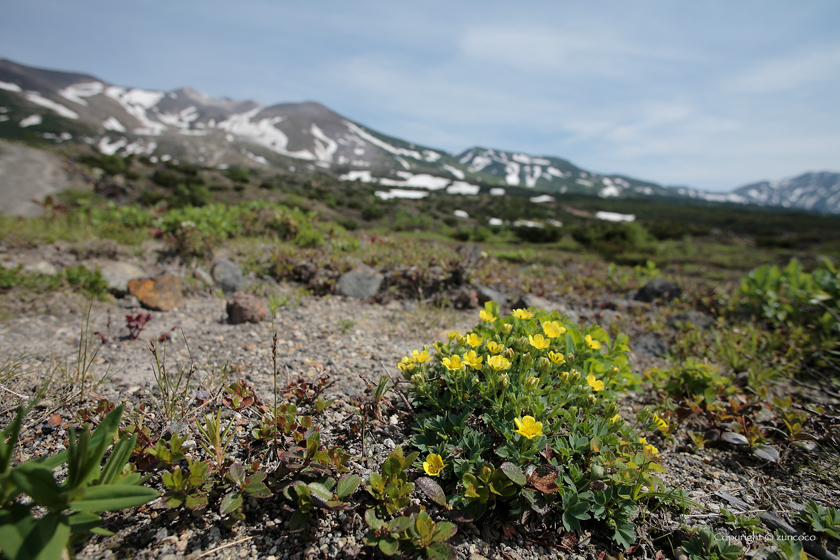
[500,373,509,387]
[566,352,575,363]
[539,357,551,374]
[503,347,515,360]
[589,464,605,480]
[525,375,539,390]
[411,373,424,385]
[502,323,513,334]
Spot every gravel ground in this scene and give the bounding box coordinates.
[0,248,838,560]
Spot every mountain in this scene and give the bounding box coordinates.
[1,58,838,213]
[730,172,840,214]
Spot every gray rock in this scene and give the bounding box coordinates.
[456,244,483,266]
[634,279,682,303]
[211,258,244,294]
[474,284,508,305]
[118,295,140,309]
[336,264,383,299]
[668,310,714,329]
[633,333,668,357]
[97,261,146,296]
[23,261,58,276]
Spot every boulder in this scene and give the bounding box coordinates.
[23,261,58,276]
[634,279,682,303]
[474,284,508,306]
[211,258,244,294]
[226,292,268,324]
[97,261,146,295]
[456,244,484,266]
[336,264,383,299]
[128,275,182,312]
[668,310,714,329]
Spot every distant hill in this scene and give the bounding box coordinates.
[0,57,837,213]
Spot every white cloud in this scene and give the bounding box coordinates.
[727,46,840,93]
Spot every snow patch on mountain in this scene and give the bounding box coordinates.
[375,189,429,200]
[103,117,126,132]
[24,92,78,119]
[0,81,22,92]
[19,114,42,127]
[58,82,104,106]
[342,121,423,160]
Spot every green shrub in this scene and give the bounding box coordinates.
[0,404,160,560]
[225,166,250,183]
[362,205,385,221]
[397,303,670,549]
[152,170,179,189]
[169,184,211,208]
[514,225,562,244]
[64,265,109,299]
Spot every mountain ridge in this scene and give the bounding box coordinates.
[1,58,838,213]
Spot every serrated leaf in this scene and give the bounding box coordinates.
[500,462,526,486]
[416,477,447,506]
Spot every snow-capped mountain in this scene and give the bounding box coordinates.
[730,172,840,214]
[1,58,838,213]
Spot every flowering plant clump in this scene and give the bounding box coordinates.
[400,302,675,550]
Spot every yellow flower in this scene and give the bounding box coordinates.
[479,309,497,322]
[487,341,505,354]
[398,356,416,373]
[412,349,431,364]
[586,374,605,392]
[512,309,533,320]
[585,335,601,350]
[652,413,668,433]
[423,454,445,476]
[542,321,566,338]
[463,350,483,370]
[465,333,483,348]
[488,355,511,371]
[528,334,550,350]
[447,330,461,341]
[639,437,659,456]
[514,416,544,439]
[442,355,464,370]
[610,414,621,424]
[548,351,566,364]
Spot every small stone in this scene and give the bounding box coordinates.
[474,284,508,305]
[118,295,140,308]
[633,333,668,357]
[668,310,714,329]
[154,527,169,542]
[193,267,214,287]
[211,258,245,294]
[128,275,183,311]
[226,292,268,324]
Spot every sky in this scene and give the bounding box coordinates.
[2,1,839,192]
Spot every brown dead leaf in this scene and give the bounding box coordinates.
[47,413,62,426]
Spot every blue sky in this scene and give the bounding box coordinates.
[2,1,839,191]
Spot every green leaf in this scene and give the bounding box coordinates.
[184,493,208,510]
[220,492,243,515]
[613,521,635,550]
[335,474,361,500]
[98,435,136,486]
[368,472,384,493]
[387,515,414,534]
[10,463,66,510]
[378,536,399,556]
[227,462,247,486]
[426,542,457,560]
[500,463,526,486]
[0,406,26,474]
[365,508,384,531]
[289,510,309,532]
[432,521,457,542]
[71,484,160,512]
[307,482,333,501]
[64,511,103,533]
[0,509,71,560]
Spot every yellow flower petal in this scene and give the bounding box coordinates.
[423,454,445,476]
[528,334,550,350]
[542,321,566,339]
[585,335,602,350]
[488,355,511,371]
[512,309,533,320]
[548,351,566,364]
[465,333,483,348]
[513,415,543,439]
[586,374,605,392]
[479,309,497,322]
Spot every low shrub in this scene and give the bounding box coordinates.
[396,303,672,549]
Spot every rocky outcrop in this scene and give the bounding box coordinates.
[128,275,183,311]
[336,264,383,299]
